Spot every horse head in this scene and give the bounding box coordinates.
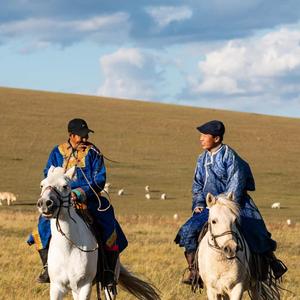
[37,166,75,218]
[206,192,240,259]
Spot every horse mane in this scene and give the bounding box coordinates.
[215,193,240,218]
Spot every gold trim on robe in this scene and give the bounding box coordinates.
[58,142,92,170]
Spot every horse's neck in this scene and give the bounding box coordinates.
[50,207,96,248]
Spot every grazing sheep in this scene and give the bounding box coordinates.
[271,202,281,209]
[145,193,151,200]
[103,182,111,194]
[145,185,150,192]
[160,193,167,200]
[118,189,124,196]
[287,219,292,226]
[0,192,17,206]
[173,213,179,221]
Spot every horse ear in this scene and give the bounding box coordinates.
[227,192,234,201]
[65,166,76,179]
[47,166,55,176]
[206,192,216,208]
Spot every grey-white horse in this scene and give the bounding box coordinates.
[197,193,280,300]
[37,166,160,300]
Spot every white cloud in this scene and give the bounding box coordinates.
[170,26,300,116]
[0,13,130,45]
[97,48,163,100]
[188,27,300,98]
[146,5,193,28]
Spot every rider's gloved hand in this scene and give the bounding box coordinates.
[71,191,78,203]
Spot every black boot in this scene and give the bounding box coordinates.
[267,252,288,280]
[37,248,50,283]
[182,251,202,287]
[103,250,118,286]
[101,250,118,296]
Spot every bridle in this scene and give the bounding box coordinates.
[207,221,244,259]
[41,185,98,253]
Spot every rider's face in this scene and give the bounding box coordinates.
[199,133,221,151]
[69,134,88,147]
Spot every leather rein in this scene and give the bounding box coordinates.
[207,221,244,259]
[43,185,98,253]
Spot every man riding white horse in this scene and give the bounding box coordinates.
[27,118,128,287]
[175,120,287,285]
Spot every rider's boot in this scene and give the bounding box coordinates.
[103,250,119,294]
[37,248,50,283]
[266,251,288,279]
[182,251,202,287]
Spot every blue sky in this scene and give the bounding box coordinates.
[1,1,300,117]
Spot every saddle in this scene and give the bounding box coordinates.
[74,204,118,290]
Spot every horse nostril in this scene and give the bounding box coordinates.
[37,199,43,208]
[46,199,53,207]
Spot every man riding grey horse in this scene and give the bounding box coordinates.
[27,118,128,287]
[175,120,287,285]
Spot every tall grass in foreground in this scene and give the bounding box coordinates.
[0,210,298,300]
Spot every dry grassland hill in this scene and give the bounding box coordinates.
[0,86,300,222]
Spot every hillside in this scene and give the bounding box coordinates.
[0,86,300,222]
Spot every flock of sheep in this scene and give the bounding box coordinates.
[103,183,168,200]
[0,189,294,226]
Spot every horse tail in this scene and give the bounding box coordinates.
[118,264,161,300]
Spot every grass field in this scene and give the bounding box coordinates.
[0,87,299,299]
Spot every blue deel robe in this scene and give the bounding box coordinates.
[175,144,276,254]
[27,141,128,252]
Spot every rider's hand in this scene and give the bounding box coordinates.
[71,192,78,202]
[194,207,204,214]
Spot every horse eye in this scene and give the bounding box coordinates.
[40,185,43,189]
[212,220,217,225]
[63,185,68,189]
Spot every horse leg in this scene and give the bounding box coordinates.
[77,284,93,300]
[104,287,117,300]
[50,283,66,300]
[228,283,244,300]
[206,288,218,300]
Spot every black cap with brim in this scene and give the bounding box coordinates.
[68,118,94,137]
[196,120,225,137]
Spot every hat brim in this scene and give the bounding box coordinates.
[196,126,209,134]
[73,128,94,137]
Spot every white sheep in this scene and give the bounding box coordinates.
[0,192,17,206]
[103,182,111,194]
[173,213,179,221]
[145,193,151,200]
[118,189,124,196]
[145,185,150,192]
[160,193,167,200]
[286,219,292,226]
[271,202,281,209]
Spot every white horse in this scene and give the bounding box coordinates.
[37,166,160,300]
[197,193,280,300]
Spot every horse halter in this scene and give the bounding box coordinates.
[41,185,98,252]
[207,221,243,259]
[42,185,72,208]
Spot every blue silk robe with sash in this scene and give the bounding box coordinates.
[175,144,276,254]
[27,141,128,252]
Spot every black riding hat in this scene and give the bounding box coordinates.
[68,118,94,137]
[197,120,225,137]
